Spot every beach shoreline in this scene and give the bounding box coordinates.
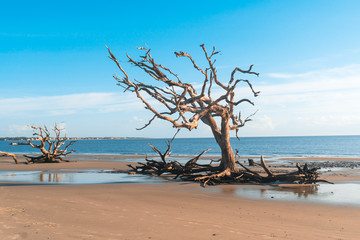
[1,154,360,239]
[1,154,360,182]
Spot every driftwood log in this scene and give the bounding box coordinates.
[0,151,18,164]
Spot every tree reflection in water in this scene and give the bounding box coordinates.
[219,184,320,199]
[40,173,61,183]
[265,185,319,198]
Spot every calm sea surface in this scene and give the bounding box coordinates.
[1,135,360,157]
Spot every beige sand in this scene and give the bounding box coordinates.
[282,157,360,161]
[1,155,360,239]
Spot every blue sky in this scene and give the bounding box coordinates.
[1,0,360,137]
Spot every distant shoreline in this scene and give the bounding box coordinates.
[1,135,360,141]
[0,136,149,141]
[2,136,360,157]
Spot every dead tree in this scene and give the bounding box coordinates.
[128,133,328,187]
[107,44,259,174]
[19,124,76,164]
[108,45,324,185]
[0,151,18,164]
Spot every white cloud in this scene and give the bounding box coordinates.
[253,64,360,135]
[246,114,275,132]
[260,115,274,130]
[268,64,360,78]
[56,122,68,134]
[266,73,298,79]
[312,115,360,127]
[264,67,360,95]
[0,92,143,117]
[7,122,69,136]
[8,124,32,136]
[48,110,77,116]
[1,64,359,137]
[133,116,144,122]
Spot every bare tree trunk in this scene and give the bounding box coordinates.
[219,115,237,172]
[203,114,237,172]
[219,137,237,171]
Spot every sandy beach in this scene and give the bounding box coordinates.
[3,0,360,239]
[1,155,360,240]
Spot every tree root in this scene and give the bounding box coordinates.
[128,148,215,177]
[193,168,232,187]
[127,133,330,186]
[128,150,331,186]
[24,155,70,164]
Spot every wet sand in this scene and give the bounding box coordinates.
[1,155,360,239]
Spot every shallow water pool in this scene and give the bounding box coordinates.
[213,182,360,206]
[1,170,359,206]
[0,169,166,184]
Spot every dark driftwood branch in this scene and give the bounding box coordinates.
[260,155,274,177]
[147,129,180,164]
[184,148,211,169]
[127,130,326,186]
[127,140,327,187]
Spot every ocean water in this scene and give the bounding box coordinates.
[1,135,360,157]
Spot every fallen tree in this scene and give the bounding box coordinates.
[17,124,76,164]
[108,44,327,185]
[0,151,18,164]
[128,132,329,187]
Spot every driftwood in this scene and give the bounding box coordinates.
[14,124,76,164]
[108,44,332,185]
[128,135,330,187]
[248,159,255,166]
[127,130,215,177]
[0,151,18,164]
[107,44,260,176]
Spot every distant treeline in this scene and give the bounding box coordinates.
[0,137,29,141]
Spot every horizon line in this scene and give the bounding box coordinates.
[1,134,359,140]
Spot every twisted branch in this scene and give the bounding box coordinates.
[107,44,259,135]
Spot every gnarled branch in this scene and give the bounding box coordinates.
[108,44,260,174]
[14,124,77,164]
[0,151,18,164]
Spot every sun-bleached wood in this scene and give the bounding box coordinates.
[0,151,18,164]
[108,45,326,185]
[107,44,259,174]
[19,124,76,164]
